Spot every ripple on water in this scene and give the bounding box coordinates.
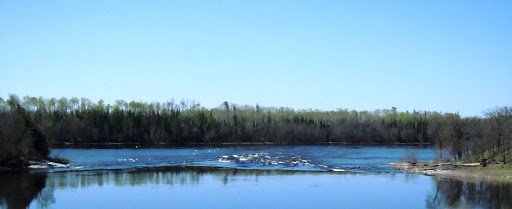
[217,152,323,169]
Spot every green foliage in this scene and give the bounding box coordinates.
[0,96,50,168]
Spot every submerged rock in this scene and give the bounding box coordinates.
[217,152,314,168]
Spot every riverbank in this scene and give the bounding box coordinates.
[53,141,432,148]
[391,162,512,182]
[0,158,69,173]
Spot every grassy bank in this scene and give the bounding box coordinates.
[392,161,512,182]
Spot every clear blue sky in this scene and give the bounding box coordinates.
[1,0,511,116]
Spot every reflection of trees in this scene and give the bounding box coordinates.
[3,168,512,209]
[0,173,48,209]
[427,178,512,209]
[0,166,332,209]
[44,167,327,189]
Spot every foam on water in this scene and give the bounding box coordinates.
[217,152,348,171]
[218,152,311,165]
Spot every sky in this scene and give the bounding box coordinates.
[0,0,511,116]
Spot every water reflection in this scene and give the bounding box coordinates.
[44,167,328,189]
[1,167,512,209]
[427,178,512,209]
[0,167,329,209]
[0,173,49,209]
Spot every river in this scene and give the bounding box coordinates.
[0,146,510,209]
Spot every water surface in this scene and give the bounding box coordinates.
[1,146,510,209]
[49,145,437,172]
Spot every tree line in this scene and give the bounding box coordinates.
[0,96,49,168]
[0,95,511,164]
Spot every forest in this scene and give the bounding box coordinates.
[0,95,511,167]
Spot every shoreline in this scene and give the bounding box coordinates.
[0,158,70,173]
[52,141,433,149]
[5,158,512,183]
[391,162,512,182]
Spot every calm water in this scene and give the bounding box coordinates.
[1,146,511,209]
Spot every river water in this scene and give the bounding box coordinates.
[1,146,511,209]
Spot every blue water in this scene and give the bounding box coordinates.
[49,145,437,172]
[30,171,437,209]
[1,146,509,209]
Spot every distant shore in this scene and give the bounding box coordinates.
[53,141,433,148]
